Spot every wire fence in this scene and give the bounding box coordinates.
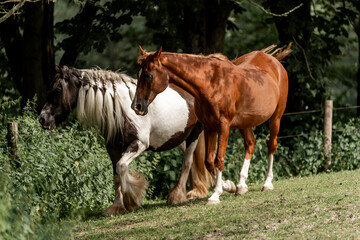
[2,104,360,141]
[278,104,360,140]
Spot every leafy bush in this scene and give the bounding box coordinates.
[0,100,113,221]
[0,168,72,240]
[222,119,360,184]
[331,118,360,171]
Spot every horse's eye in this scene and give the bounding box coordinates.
[144,73,153,81]
[55,86,62,93]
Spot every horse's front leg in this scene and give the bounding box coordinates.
[103,145,127,216]
[204,129,218,176]
[116,140,148,212]
[207,120,230,204]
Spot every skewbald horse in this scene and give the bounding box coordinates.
[39,66,217,214]
[132,44,291,204]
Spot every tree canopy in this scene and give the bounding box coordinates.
[0,0,358,117]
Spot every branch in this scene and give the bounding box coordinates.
[246,0,303,17]
[292,35,315,81]
[0,0,25,24]
[0,0,40,24]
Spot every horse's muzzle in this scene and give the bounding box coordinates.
[131,99,148,116]
[39,116,55,130]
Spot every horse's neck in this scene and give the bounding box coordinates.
[162,54,206,101]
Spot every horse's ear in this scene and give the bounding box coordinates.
[56,64,65,77]
[139,45,146,55]
[153,46,162,60]
[55,64,62,74]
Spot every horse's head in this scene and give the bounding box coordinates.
[39,65,82,130]
[131,46,169,116]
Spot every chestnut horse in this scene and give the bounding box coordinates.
[39,66,218,215]
[132,44,291,204]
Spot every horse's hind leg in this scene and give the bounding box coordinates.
[167,140,197,204]
[168,122,203,204]
[262,114,282,191]
[187,132,215,199]
[236,128,256,195]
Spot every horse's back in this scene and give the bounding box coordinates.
[233,51,287,85]
[228,51,288,128]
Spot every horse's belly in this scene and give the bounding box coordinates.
[148,87,192,150]
[231,86,279,128]
[231,111,273,129]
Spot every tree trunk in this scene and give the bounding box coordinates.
[273,0,312,113]
[205,0,234,54]
[0,16,24,96]
[182,0,234,54]
[43,0,55,90]
[357,35,360,117]
[182,0,206,54]
[23,0,54,108]
[354,16,360,117]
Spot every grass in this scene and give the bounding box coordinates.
[73,169,360,239]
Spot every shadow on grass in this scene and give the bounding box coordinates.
[80,185,265,221]
[80,196,210,221]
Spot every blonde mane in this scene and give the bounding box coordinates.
[76,68,136,143]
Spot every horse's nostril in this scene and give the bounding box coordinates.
[39,117,45,125]
[136,103,142,110]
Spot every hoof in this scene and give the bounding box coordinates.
[207,199,220,205]
[167,188,188,205]
[187,189,207,200]
[235,185,248,195]
[167,195,188,205]
[261,184,274,191]
[223,180,236,194]
[103,205,127,216]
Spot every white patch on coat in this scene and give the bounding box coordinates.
[147,87,189,149]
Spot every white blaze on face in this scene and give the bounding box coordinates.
[40,103,52,116]
[138,68,142,79]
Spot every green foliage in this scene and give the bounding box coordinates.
[0,99,113,222]
[222,119,360,184]
[146,150,184,199]
[331,118,360,171]
[0,171,73,240]
[55,0,142,56]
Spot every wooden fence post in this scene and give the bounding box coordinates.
[324,100,333,170]
[6,122,19,166]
